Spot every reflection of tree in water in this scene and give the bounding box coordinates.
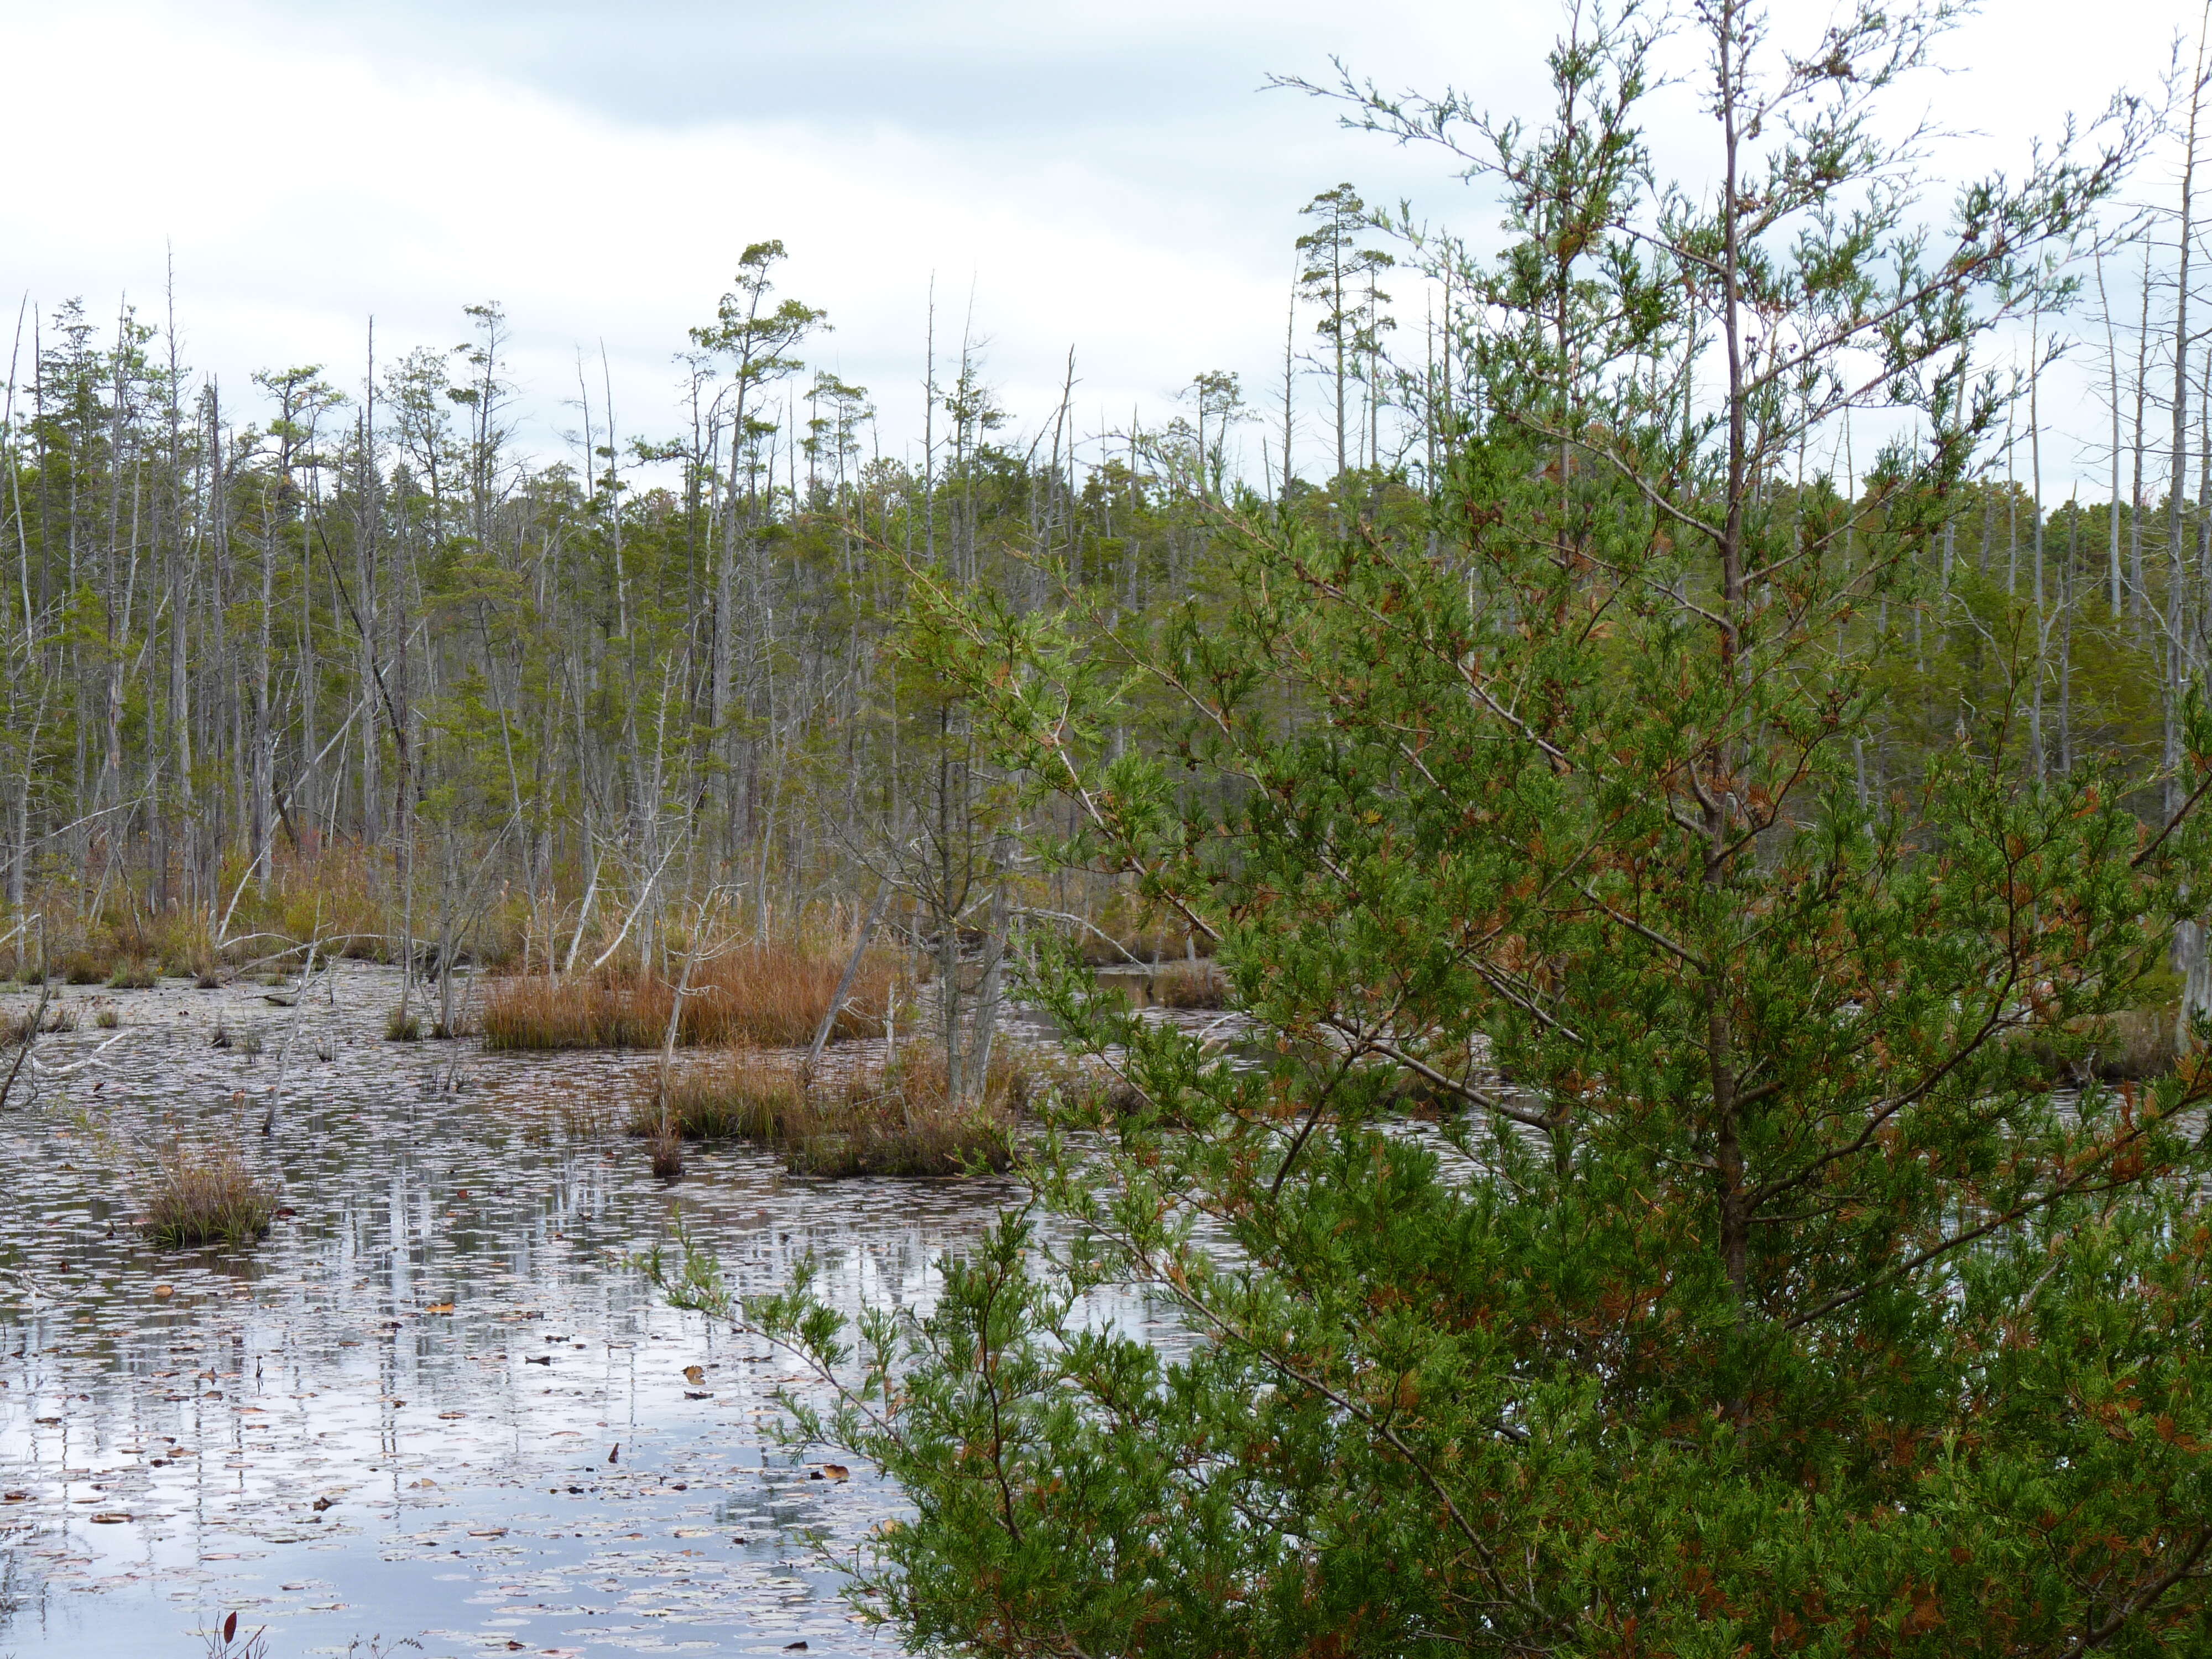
[0,1543,27,1627]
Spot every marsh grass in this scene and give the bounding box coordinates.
[144,1149,278,1248]
[1152,958,1229,1009]
[629,1049,801,1140]
[2013,1008,2183,1083]
[633,1044,1031,1177]
[823,1052,1030,1174]
[3,1003,76,1044]
[107,959,158,990]
[59,951,108,985]
[558,1092,618,1140]
[1077,927,1213,967]
[783,1050,1029,1177]
[482,943,899,1052]
[385,1007,423,1042]
[2093,1009,2179,1079]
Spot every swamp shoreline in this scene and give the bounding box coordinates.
[0,962,1191,1658]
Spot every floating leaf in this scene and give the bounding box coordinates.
[682,1364,706,1385]
[425,1302,455,1315]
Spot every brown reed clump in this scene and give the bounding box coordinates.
[59,948,110,986]
[3,1003,77,1044]
[649,1131,686,1183]
[143,1149,278,1248]
[484,974,653,1049]
[1152,958,1230,1010]
[781,1048,1029,1178]
[629,1050,804,1141]
[2012,1006,2180,1084]
[1077,926,1213,967]
[482,943,900,1052]
[2094,1009,2179,1079]
[632,1043,1030,1177]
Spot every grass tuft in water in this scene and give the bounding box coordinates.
[1152,958,1230,1009]
[384,1006,422,1042]
[630,1050,802,1140]
[649,1130,685,1183]
[107,959,158,990]
[639,1046,1030,1177]
[3,1003,76,1044]
[144,1149,278,1248]
[59,950,109,985]
[783,1050,1028,1177]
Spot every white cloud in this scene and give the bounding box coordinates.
[0,0,2199,491]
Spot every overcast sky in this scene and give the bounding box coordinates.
[2,0,2202,490]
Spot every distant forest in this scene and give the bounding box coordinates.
[0,168,2205,983]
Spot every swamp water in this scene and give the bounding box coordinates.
[0,963,1191,1658]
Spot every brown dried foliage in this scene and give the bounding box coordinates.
[633,1044,1030,1178]
[1151,959,1230,1010]
[481,944,899,1052]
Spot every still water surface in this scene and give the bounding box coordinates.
[0,963,1173,1657]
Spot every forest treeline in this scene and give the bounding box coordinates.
[1,164,2208,1000]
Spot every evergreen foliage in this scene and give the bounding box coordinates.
[709,5,2212,1650]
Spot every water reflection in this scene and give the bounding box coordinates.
[0,962,1107,1658]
